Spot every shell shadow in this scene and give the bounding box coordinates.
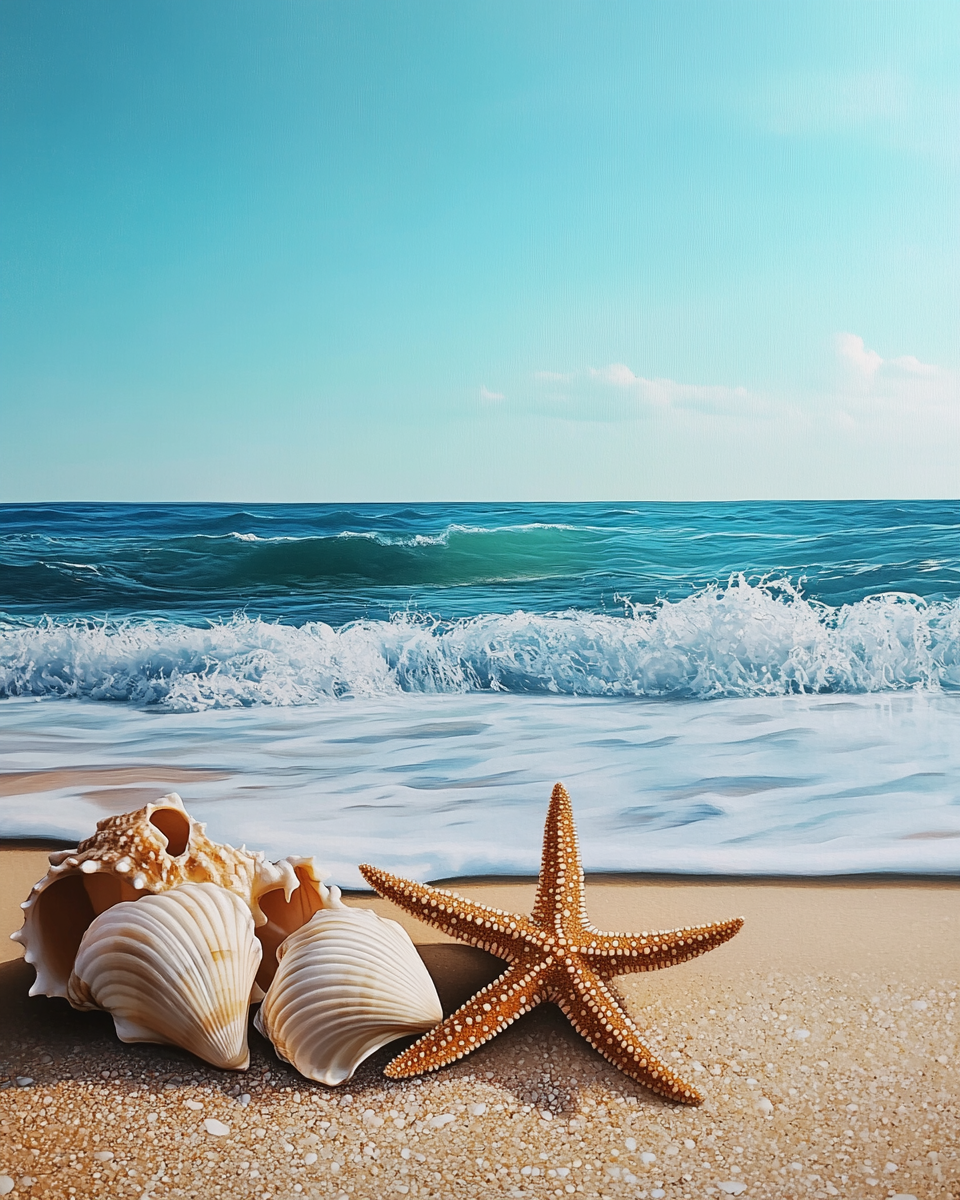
[1,948,678,1114]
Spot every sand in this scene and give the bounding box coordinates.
[1,847,958,1200]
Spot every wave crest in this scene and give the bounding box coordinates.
[1,578,957,711]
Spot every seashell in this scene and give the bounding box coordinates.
[250,855,334,991]
[67,882,262,1070]
[13,793,262,999]
[254,895,443,1085]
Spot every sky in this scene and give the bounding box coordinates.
[1,0,958,502]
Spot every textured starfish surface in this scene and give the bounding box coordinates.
[359,782,743,1104]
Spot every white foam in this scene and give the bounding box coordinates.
[0,692,957,883]
[0,579,956,711]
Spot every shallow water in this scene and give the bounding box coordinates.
[2,693,957,887]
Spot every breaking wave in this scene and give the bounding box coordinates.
[1,579,957,712]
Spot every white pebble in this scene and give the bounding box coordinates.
[203,1118,230,1137]
[718,1184,747,1196]
[184,1100,203,1110]
[468,1103,487,1116]
[889,1195,918,1200]
[624,1137,637,1151]
[237,1094,251,1106]
[884,1162,899,1174]
[791,1029,810,1040]
[640,1151,656,1164]
[304,1153,317,1165]
[93,1151,114,1161]
[0,1178,13,1197]
[911,1000,928,1011]
[683,1139,696,1149]
[650,1191,665,1199]
[756,1097,774,1116]
[15,1077,34,1087]
[426,1113,455,1129]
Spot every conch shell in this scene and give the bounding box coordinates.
[67,883,261,1070]
[254,895,443,1085]
[12,794,262,998]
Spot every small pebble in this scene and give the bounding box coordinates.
[203,1118,230,1136]
[0,1178,13,1197]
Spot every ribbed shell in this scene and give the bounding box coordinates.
[67,882,261,1070]
[13,793,263,999]
[255,904,442,1085]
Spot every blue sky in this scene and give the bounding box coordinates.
[1,0,958,501]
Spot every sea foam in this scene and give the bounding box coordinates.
[1,578,957,711]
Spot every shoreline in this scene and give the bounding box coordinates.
[2,847,958,1197]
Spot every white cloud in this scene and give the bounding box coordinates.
[532,362,754,420]
[835,332,883,379]
[479,385,505,402]
[835,332,955,408]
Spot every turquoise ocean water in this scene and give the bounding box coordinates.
[1,501,957,884]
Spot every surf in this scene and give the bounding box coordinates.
[1,578,956,711]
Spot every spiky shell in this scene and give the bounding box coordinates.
[67,883,262,1070]
[12,793,262,998]
[254,899,443,1086]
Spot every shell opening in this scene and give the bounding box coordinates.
[31,872,143,995]
[255,866,328,991]
[33,875,96,994]
[148,807,191,857]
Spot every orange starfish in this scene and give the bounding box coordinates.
[359,782,743,1104]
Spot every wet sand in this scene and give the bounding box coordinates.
[1,847,958,1199]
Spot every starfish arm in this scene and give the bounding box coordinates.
[555,970,703,1105]
[384,962,545,1078]
[531,782,588,932]
[589,917,744,978]
[358,864,534,953]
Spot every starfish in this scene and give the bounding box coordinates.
[359,782,743,1104]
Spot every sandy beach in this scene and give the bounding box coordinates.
[1,847,957,1200]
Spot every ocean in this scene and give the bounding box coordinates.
[1,500,958,885]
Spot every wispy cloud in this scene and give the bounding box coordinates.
[835,332,955,411]
[522,337,957,430]
[587,363,751,412]
[528,362,756,421]
[479,385,505,402]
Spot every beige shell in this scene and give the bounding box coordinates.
[12,793,263,998]
[254,895,443,1086]
[250,855,333,992]
[67,882,262,1070]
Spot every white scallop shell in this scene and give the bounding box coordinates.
[255,898,443,1085]
[67,882,262,1070]
[13,793,263,999]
